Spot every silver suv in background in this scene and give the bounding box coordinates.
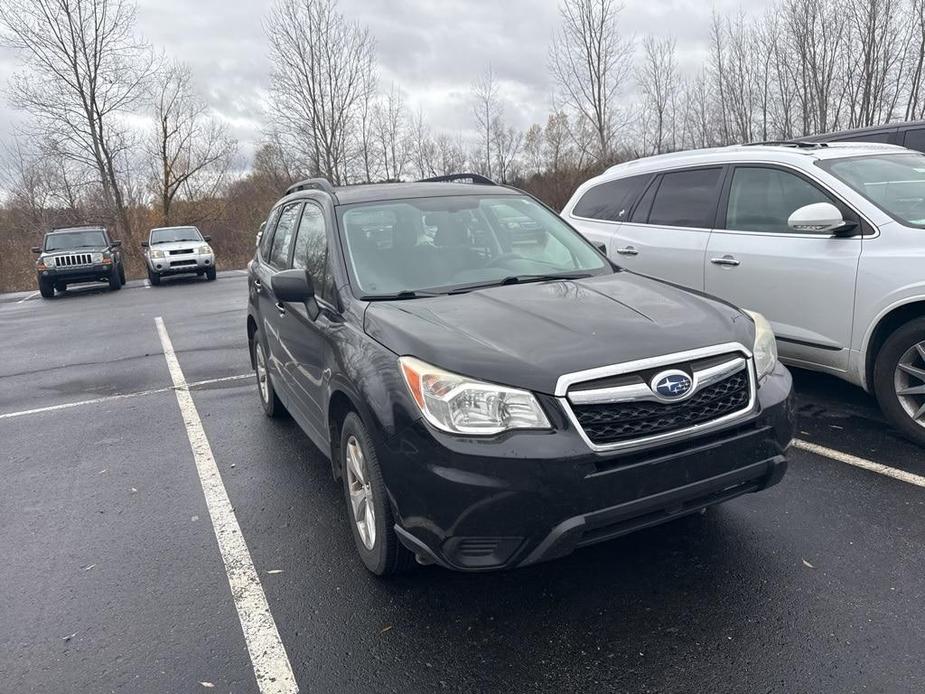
[142,225,216,285]
[563,142,925,445]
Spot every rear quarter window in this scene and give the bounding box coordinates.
[572,175,650,222]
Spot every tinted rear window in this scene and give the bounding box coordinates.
[646,168,723,228]
[572,175,650,221]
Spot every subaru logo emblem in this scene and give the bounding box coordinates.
[651,369,694,400]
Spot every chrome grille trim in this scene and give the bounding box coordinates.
[568,356,746,406]
[50,252,95,267]
[557,342,757,454]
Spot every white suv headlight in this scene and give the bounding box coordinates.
[151,249,166,259]
[197,244,212,255]
[745,310,778,381]
[399,356,551,435]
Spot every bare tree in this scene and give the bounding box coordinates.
[433,133,467,175]
[149,62,237,225]
[265,0,375,184]
[408,107,436,179]
[472,65,502,178]
[373,83,408,181]
[491,118,523,184]
[357,66,379,183]
[638,36,678,153]
[522,124,545,176]
[0,0,151,235]
[549,0,633,162]
[907,0,925,119]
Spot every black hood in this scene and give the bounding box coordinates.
[363,272,756,395]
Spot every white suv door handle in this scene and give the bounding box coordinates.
[711,255,740,267]
[616,246,639,256]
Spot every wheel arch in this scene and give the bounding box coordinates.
[864,299,925,390]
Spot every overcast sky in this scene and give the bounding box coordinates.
[0,0,752,162]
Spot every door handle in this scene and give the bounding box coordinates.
[615,246,639,256]
[275,302,286,315]
[710,255,740,267]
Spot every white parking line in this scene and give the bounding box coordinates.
[16,291,39,304]
[154,317,298,694]
[0,374,251,420]
[793,438,925,488]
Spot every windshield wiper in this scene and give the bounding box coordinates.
[447,273,593,294]
[362,289,444,300]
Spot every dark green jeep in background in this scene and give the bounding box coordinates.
[32,226,125,298]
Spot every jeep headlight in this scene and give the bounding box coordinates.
[745,310,778,381]
[42,256,55,267]
[399,356,550,435]
[151,249,166,259]
[197,244,212,255]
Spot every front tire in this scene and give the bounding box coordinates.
[148,269,161,286]
[38,277,54,299]
[108,268,122,291]
[252,330,285,418]
[874,317,925,446]
[205,265,216,281]
[118,264,126,284]
[339,412,413,576]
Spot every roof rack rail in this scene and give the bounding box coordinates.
[743,140,828,149]
[418,173,497,185]
[49,222,107,231]
[285,177,339,202]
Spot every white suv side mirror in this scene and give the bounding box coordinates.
[787,202,848,233]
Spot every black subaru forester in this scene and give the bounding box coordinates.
[246,174,793,575]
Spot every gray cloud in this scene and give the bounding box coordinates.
[0,0,758,161]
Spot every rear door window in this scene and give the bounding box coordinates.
[572,175,650,222]
[268,203,302,269]
[645,168,723,228]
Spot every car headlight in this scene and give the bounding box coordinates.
[151,249,166,259]
[745,310,778,381]
[399,356,551,435]
[197,244,212,255]
[41,256,54,268]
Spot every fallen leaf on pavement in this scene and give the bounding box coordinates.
[62,633,77,642]
[802,559,815,569]
[82,564,95,571]
[199,682,215,688]
[380,625,393,634]
[267,569,283,574]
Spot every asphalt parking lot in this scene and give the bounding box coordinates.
[2,272,924,694]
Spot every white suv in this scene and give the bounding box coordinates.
[563,141,925,444]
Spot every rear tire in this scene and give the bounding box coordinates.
[252,330,285,418]
[873,317,925,447]
[108,268,122,291]
[148,269,161,286]
[38,278,54,299]
[205,265,216,281]
[339,412,414,576]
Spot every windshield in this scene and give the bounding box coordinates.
[150,226,202,244]
[45,230,106,251]
[819,153,925,226]
[338,194,610,297]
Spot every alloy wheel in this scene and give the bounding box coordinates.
[345,435,376,550]
[255,341,269,404]
[893,340,925,426]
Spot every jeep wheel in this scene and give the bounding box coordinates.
[339,412,413,576]
[252,331,285,418]
[118,265,126,284]
[148,269,161,286]
[38,278,54,299]
[205,266,217,281]
[874,317,925,446]
[108,268,122,291]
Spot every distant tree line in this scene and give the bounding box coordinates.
[1,0,925,292]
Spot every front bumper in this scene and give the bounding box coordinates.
[381,361,793,572]
[148,253,214,275]
[39,264,115,284]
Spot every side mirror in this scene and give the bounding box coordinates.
[31,246,41,254]
[111,240,122,248]
[593,241,607,255]
[141,240,149,248]
[203,235,212,242]
[788,202,858,235]
[271,268,315,304]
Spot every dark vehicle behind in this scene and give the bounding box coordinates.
[32,226,125,298]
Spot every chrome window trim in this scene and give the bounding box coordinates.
[556,342,757,454]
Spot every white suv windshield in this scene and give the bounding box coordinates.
[820,153,925,226]
[339,194,609,297]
